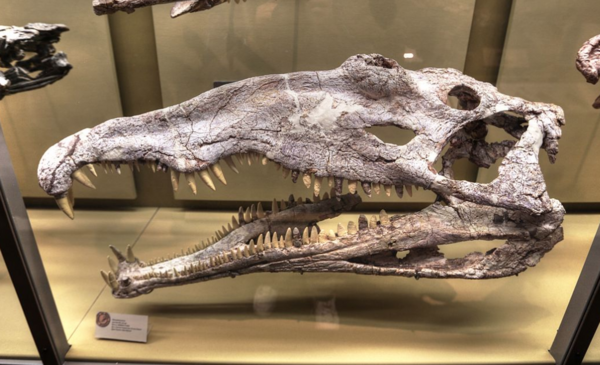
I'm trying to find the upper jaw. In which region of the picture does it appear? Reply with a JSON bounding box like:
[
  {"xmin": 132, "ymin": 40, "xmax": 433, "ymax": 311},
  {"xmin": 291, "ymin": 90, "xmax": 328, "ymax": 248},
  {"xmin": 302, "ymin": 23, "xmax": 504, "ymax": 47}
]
[{"xmin": 37, "ymin": 54, "xmax": 564, "ymax": 217}]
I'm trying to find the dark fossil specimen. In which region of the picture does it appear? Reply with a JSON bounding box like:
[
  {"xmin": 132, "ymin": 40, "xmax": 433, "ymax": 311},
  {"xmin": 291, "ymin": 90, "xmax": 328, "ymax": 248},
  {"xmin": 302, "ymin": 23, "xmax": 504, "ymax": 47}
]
[{"xmin": 0, "ymin": 23, "xmax": 71, "ymax": 100}]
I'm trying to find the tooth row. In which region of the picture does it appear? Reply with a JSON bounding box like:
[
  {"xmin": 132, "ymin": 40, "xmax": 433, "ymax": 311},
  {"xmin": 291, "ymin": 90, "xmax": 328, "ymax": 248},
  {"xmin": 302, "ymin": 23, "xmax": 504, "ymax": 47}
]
[{"xmin": 102, "ymin": 210, "xmax": 394, "ymax": 287}]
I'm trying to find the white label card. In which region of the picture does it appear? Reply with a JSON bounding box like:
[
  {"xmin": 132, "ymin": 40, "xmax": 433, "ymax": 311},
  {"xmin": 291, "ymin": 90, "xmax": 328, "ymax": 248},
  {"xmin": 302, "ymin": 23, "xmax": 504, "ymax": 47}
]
[{"xmin": 95, "ymin": 312, "xmax": 148, "ymax": 343}]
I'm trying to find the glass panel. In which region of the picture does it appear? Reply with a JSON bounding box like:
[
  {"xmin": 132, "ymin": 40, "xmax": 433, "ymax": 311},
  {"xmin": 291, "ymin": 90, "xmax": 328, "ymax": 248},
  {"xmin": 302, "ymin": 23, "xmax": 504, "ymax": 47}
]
[
  {"xmin": 0, "ymin": 0, "xmax": 136, "ymax": 199},
  {"xmin": 152, "ymin": 0, "xmax": 476, "ymax": 203},
  {"xmin": 476, "ymin": 0, "xmax": 600, "ymax": 203}
]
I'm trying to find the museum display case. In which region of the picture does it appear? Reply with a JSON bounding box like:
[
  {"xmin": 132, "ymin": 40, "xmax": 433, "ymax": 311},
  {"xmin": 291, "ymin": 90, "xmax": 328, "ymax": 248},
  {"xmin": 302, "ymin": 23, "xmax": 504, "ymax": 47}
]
[{"xmin": 2, "ymin": 0, "xmax": 600, "ymax": 364}]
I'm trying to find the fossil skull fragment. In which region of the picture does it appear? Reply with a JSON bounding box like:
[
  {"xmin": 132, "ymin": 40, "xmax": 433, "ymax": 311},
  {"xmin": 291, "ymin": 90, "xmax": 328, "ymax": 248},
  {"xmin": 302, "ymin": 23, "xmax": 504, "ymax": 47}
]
[
  {"xmin": 37, "ymin": 54, "xmax": 565, "ymax": 298},
  {"xmin": 0, "ymin": 23, "xmax": 71, "ymax": 100},
  {"xmin": 93, "ymin": 0, "xmax": 245, "ymax": 18},
  {"xmin": 577, "ymin": 34, "xmax": 600, "ymax": 109}
]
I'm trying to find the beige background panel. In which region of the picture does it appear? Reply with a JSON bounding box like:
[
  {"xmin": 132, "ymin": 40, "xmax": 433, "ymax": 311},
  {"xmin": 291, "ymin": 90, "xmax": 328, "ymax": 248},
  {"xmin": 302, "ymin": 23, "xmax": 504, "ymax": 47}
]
[
  {"xmin": 153, "ymin": 0, "xmax": 475, "ymax": 203},
  {"xmin": 0, "ymin": 253, "xmax": 38, "ymax": 359},
  {"xmin": 62, "ymin": 209, "xmax": 597, "ymax": 363},
  {"xmin": 0, "ymin": 0, "xmax": 136, "ymax": 199},
  {"xmin": 476, "ymin": 0, "xmax": 600, "ymax": 202},
  {"xmin": 29, "ymin": 208, "xmax": 157, "ymax": 338}
]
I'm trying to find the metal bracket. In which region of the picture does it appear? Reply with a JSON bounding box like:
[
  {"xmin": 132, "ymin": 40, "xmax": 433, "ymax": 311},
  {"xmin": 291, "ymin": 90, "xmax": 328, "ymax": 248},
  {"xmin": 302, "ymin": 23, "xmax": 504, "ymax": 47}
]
[
  {"xmin": 0, "ymin": 123, "xmax": 69, "ymax": 365},
  {"xmin": 550, "ymin": 223, "xmax": 600, "ymax": 364}
]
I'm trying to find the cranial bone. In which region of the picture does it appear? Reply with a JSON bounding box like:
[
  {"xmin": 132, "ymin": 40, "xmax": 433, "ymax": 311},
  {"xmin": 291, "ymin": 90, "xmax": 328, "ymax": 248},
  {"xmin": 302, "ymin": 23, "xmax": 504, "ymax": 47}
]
[
  {"xmin": 93, "ymin": 0, "xmax": 245, "ymax": 18},
  {"xmin": 0, "ymin": 23, "xmax": 71, "ymax": 100},
  {"xmin": 577, "ymin": 34, "xmax": 600, "ymax": 109},
  {"xmin": 38, "ymin": 54, "xmax": 565, "ymax": 299}
]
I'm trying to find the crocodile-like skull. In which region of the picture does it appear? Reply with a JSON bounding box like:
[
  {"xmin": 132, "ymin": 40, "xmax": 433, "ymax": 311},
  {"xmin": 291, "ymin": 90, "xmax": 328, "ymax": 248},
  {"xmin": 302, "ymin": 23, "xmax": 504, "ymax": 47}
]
[
  {"xmin": 0, "ymin": 23, "xmax": 71, "ymax": 99},
  {"xmin": 37, "ymin": 54, "xmax": 565, "ymax": 299}
]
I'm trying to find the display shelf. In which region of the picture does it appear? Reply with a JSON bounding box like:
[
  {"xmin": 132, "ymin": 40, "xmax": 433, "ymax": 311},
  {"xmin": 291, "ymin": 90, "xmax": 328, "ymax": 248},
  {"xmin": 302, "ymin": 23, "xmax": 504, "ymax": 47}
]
[{"xmin": 6, "ymin": 208, "xmax": 596, "ymax": 364}]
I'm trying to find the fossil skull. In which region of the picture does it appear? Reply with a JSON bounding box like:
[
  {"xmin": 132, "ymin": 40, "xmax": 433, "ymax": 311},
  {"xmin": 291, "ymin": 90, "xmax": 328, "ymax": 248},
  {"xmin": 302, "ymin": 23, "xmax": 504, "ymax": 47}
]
[
  {"xmin": 37, "ymin": 54, "xmax": 565, "ymax": 299},
  {"xmin": 0, "ymin": 23, "xmax": 71, "ymax": 100}
]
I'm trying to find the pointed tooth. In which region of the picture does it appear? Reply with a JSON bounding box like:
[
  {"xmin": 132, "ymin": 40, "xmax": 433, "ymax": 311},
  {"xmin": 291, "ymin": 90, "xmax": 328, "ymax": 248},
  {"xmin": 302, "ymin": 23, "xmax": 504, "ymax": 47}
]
[
  {"xmin": 327, "ymin": 229, "xmax": 336, "ymax": 240},
  {"xmin": 358, "ymin": 215, "xmax": 368, "ymax": 230},
  {"xmin": 116, "ymin": 164, "xmax": 122, "ymax": 175},
  {"xmin": 296, "ymin": 197, "xmax": 303, "ymax": 205},
  {"xmin": 232, "ymin": 216, "xmax": 240, "ymax": 229},
  {"xmin": 334, "ymin": 177, "xmax": 343, "ymax": 198},
  {"xmin": 199, "ymin": 170, "xmax": 216, "ymax": 191},
  {"xmin": 348, "ymin": 221, "xmax": 357, "ymax": 235},
  {"xmin": 251, "ymin": 204, "xmax": 257, "ymax": 220},
  {"xmin": 257, "ymin": 234, "xmax": 264, "ymax": 251},
  {"xmin": 279, "ymin": 200, "xmax": 287, "ymax": 211},
  {"xmin": 328, "ymin": 176, "xmax": 335, "ymax": 187},
  {"xmin": 101, "ymin": 270, "xmax": 110, "ymax": 286},
  {"xmin": 234, "ymin": 154, "xmax": 245, "ymax": 166},
  {"xmin": 284, "ymin": 228, "xmax": 293, "ymax": 248},
  {"xmin": 246, "ymin": 153, "xmax": 253, "ymax": 165},
  {"xmin": 224, "ymin": 156, "xmax": 240, "ymax": 174},
  {"xmin": 72, "ymin": 170, "xmax": 96, "ymax": 189},
  {"xmin": 314, "ymin": 176, "xmax": 322, "ymax": 197},
  {"xmin": 244, "ymin": 207, "xmax": 252, "ymax": 223},
  {"xmin": 384, "ymin": 185, "xmax": 392, "ymax": 197},
  {"xmin": 108, "ymin": 246, "xmax": 126, "ymax": 264},
  {"xmin": 369, "ymin": 215, "xmax": 378, "ymax": 228},
  {"xmin": 272, "ymin": 232, "xmax": 279, "ymax": 248},
  {"xmin": 257, "ymin": 202, "xmax": 265, "ymax": 218},
  {"xmin": 185, "ymin": 173, "xmax": 197, "ymax": 194},
  {"xmin": 126, "ymin": 248, "xmax": 136, "ymax": 265},
  {"xmin": 170, "ymin": 170, "xmax": 180, "ymax": 192},
  {"xmin": 310, "ymin": 226, "xmax": 318, "ymax": 243},
  {"xmin": 87, "ymin": 164, "xmax": 98, "ymax": 177},
  {"xmin": 318, "ymin": 230, "xmax": 327, "ymax": 243},
  {"xmin": 55, "ymin": 196, "xmax": 74, "ymax": 220},
  {"xmin": 238, "ymin": 207, "xmax": 245, "ymax": 225},
  {"xmin": 134, "ymin": 160, "xmax": 141, "ymax": 172},
  {"xmin": 151, "ymin": 162, "xmax": 156, "ymax": 173},
  {"xmin": 405, "ymin": 184, "xmax": 413, "ymax": 197},
  {"xmin": 373, "ymin": 183, "xmax": 381, "ymax": 195},
  {"xmin": 222, "ymin": 224, "xmax": 229, "ymax": 234},
  {"xmin": 101, "ymin": 161, "xmax": 108, "ymax": 174},
  {"xmin": 322, "ymin": 192, "xmax": 330, "ymax": 200},
  {"xmin": 282, "ymin": 167, "xmax": 291, "ymax": 178},
  {"xmin": 265, "ymin": 232, "xmax": 272, "ymax": 249},
  {"xmin": 302, "ymin": 172, "xmax": 312, "ymax": 188},
  {"xmin": 337, "ymin": 223, "xmax": 347, "ymax": 236},
  {"xmin": 242, "ymin": 246, "xmax": 250, "ymax": 258},
  {"xmin": 361, "ymin": 182, "xmax": 372, "ymax": 197},
  {"xmin": 302, "ymin": 227, "xmax": 310, "ymax": 245},
  {"xmin": 67, "ymin": 188, "xmax": 74, "ymax": 211},
  {"xmin": 291, "ymin": 170, "xmax": 300, "ymax": 183},
  {"xmin": 108, "ymin": 272, "xmax": 118, "ymax": 290},
  {"xmin": 271, "ymin": 199, "xmax": 279, "ymax": 214},
  {"xmin": 292, "ymin": 227, "xmax": 301, "ymax": 247},
  {"xmin": 395, "ymin": 184, "xmax": 404, "ymax": 198},
  {"xmin": 262, "ymin": 156, "xmax": 269, "ymax": 165},
  {"xmin": 380, "ymin": 210, "xmax": 391, "ymax": 226},
  {"xmin": 108, "ymin": 256, "xmax": 118, "ymax": 272},
  {"xmin": 279, "ymin": 236, "xmax": 285, "ymax": 248},
  {"xmin": 348, "ymin": 180, "xmax": 357, "ymax": 194},
  {"xmin": 210, "ymin": 163, "xmax": 227, "ymax": 185},
  {"xmin": 125, "ymin": 245, "xmax": 135, "ymax": 264}
]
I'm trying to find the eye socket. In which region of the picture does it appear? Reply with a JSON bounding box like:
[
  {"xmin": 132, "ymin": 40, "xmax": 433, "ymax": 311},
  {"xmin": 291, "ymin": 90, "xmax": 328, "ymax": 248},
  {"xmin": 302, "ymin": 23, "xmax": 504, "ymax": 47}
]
[
  {"xmin": 446, "ymin": 85, "xmax": 480, "ymax": 111},
  {"xmin": 120, "ymin": 277, "xmax": 132, "ymax": 287}
]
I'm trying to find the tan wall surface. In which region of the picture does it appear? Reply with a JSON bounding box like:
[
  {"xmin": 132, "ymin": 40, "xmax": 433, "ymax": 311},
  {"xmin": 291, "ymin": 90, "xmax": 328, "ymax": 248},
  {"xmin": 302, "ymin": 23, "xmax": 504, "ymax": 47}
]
[
  {"xmin": 0, "ymin": 0, "xmax": 136, "ymax": 199},
  {"xmin": 476, "ymin": 0, "xmax": 600, "ymax": 202},
  {"xmin": 152, "ymin": 0, "xmax": 476, "ymax": 203}
]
